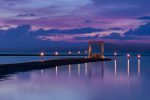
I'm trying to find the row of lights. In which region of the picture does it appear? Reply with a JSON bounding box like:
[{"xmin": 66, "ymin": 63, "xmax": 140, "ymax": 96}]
[
  {"xmin": 40, "ymin": 50, "xmax": 88, "ymax": 56},
  {"xmin": 41, "ymin": 51, "xmax": 141, "ymax": 59},
  {"xmin": 114, "ymin": 52, "xmax": 141, "ymax": 59}
]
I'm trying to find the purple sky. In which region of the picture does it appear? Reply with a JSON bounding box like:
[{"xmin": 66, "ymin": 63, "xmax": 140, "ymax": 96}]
[{"xmin": 0, "ymin": 0, "xmax": 150, "ymax": 51}]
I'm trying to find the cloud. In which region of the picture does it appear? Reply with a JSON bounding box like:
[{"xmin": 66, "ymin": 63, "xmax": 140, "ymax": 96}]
[
  {"xmin": 1, "ymin": 23, "xmax": 150, "ymax": 42},
  {"xmin": 8, "ymin": 3, "xmax": 16, "ymax": 6},
  {"xmin": 124, "ymin": 23, "xmax": 150, "ymax": 36},
  {"xmin": 0, "ymin": 24, "xmax": 149, "ymax": 52},
  {"xmin": 74, "ymin": 23, "xmax": 150, "ymax": 41},
  {"xmin": 101, "ymin": 32, "xmax": 138, "ymax": 41},
  {"xmin": 108, "ymin": 28, "xmax": 124, "ymax": 31},
  {"xmin": 137, "ymin": 16, "xmax": 150, "ymax": 20},
  {"xmin": 74, "ymin": 35, "xmax": 99, "ymax": 40},
  {"xmin": 1, "ymin": 0, "xmax": 149, "ymax": 29},
  {"xmin": 0, "ymin": 25, "xmax": 104, "ymax": 39},
  {"xmin": 17, "ymin": 13, "xmax": 36, "ymax": 17},
  {"xmin": 101, "ymin": 33, "xmax": 123, "ymax": 40},
  {"xmin": 1, "ymin": 0, "xmax": 150, "ymax": 27},
  {"xmin": 0, "ymin": 25, "xmax": 31, "ymax": 37},
  {"xmin": 85, "ymin": 20, "xmax": 92, "ymax": 24},
  {"xmin": 0, "ymin": 25, "xmax": 11, "ymax": 29},
  {"xmin": 74, "ymin": 32, "xmax": 135, "ymax": 41},
  {"xmin": 1, "ymin": 23, "xmax": 149, "ymax": 42},
  {"xmin": 29, "ymin": 27, "xmax": 104, "ymax": 36},
  {"xmin": 0, "ymin": 0, "xmax": 149, "ymax": 52}
]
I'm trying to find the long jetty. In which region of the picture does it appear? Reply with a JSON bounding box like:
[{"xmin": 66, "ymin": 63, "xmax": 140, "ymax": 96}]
[{"xmin": 0, "ymin": 57, "xmax": 111, "ymax": 79}]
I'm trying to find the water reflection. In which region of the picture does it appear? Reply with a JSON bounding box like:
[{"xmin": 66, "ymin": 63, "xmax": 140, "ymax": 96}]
[
  {"xmin": 40, "ymin": 56, "xmax": 44, "ymax": 62},
  {"xmin": 0, "ymin": 56, "xmax": 149, "ymax": 100},
  {"xmin": 56, "ymin": 66, "xmax": 58, "ymax": 77},
  {"xmin": 127, "ymin": 58, "xmax": 130, "ymax": 94},
  {"xmin": 114, "ymin": 59, "xmax": 117, "ymax": 78},
  {"xmin": 138, "ymin": 59, "xmax": 140, "ymax": 76},
  {"xmin": 138, "ymin": 58, "xmax": 141, "ymax": 96},
  {"xmin": 127, "ymin": 58, "xmax": 130, "ymax": 77},
  {"xmin": 41, "ymin": 69, "xmax": 44, "ymax": 77},
  {"xmin": 100, "ymin": 62, "xmax": 104, "ymax": 80},
  {"xmin": 68, "ymin": 64, "xmax": 71, "ymax": 77},
  {"xmin": 0, "ymin": 57, "xmax": 141, "ymax": 82},
  {"xmin": 85, "ymin": 63, "xmax": 88, "ymax": 77},
  {"xmin": 0, "ymin": 56, "xmax": 142, "ymax": 82},
  {"xmin": 52, "ymin": 62, "xmax": 105, "ymax": 80},
  {"xmin": 78, "ymin": 64, "xmax": 81, "ymax": 76},
  {"xmin": 113, "ymin": 57, "xmax": 141, "ymax": 79}
]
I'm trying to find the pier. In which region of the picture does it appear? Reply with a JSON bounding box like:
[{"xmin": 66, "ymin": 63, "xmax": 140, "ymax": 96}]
[
  {"xmin": 0, "ymin": 58, "xmax": 111, "ymax": 79},
  {"xmin": 0, "ymin": 41, "xmax": 112, "ymax": 79}
]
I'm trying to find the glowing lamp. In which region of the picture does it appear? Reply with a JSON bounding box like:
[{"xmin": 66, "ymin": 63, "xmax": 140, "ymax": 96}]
[
  {"xmin": 40, "ymin": 52, "xmax": 44, "ymax": 56},
  {"xmin": 78, "ymin": 51, "xmax": 81, "ymax": 54},
  {"xmin": 114, "ymin": 52, "xmax": 117, "ymax": 56},
  {"xmin": 68, "ymin": 51, "xmax": 72, "ymax": 54},
  {"xmin": 55, "ymin": 52, "xmax": 59, "ymax": 55},
  {"xmin": 127, "ymin": 54, "xmax": 130, "ymax": 58},
  {"xmin": 85, "ymin": 50, "xmax": 88, "ymax": 53},
  {"xmin": 137, "ymin": 54, "xmax": 141, "ymax": 58}
]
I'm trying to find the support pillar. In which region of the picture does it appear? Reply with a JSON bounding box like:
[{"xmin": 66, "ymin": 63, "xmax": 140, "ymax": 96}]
[
  {"xmin": 88, "ymin": 44, "xmax": 92, "ymax": 58},
  {"xmin": 100, "ymin": 42, "xmax": 105, "ymax": 58}
]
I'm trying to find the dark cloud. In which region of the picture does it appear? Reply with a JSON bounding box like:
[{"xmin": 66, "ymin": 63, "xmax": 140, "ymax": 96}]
[
  {"xmin": 1, "ymin": 23, "xmax": 150, "ymax": 40},
  {"xmin": 74, "ymin": 22, "xmax": 150, "ymax": 41},
  {"xmin": 101, "ymin": 32, "xmax": 136, "ymax": 40},
  {"xmin": 17, "ymin": 13, "xmax": 36, "ymax": 17},
  {"xmin": 0, "ymin": 24, "xmax": 149, "ymax": 52},
  {"xmin": 124, "ymin": 23, "xmax": 150, "ymax": 36},
  {"xmin": 137, "ymin": 16, "xmax": 150, "ymax": 20},
  {"xmin": 85, "ymin": 20, "xmax": 92, "ymax": 24},
  {"xmin": 0, "ymin": 25, "xmax": 104, "ymax": 37},
  {"xmin": 75, "ymin": 35, "xmax": 99, "ymax": 40},
  {"xmin": 74, "ymin": 32, "xmax": 135, "ymax": 41},
  {"xmin": 8, "ymin": 3, "xmax": 16, "ymax": 6},
  {"xmin": 108, "ymin": 28, "xmax": 123, "ymax": 31},
  {"xmin": 0, "ymin": 25, "xmax": 31, "ymax": 37}
]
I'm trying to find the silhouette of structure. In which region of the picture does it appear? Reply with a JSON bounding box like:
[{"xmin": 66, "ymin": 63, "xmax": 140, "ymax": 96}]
[{"xmin": 88, "ymin": 41, "xmax": 105, "ymax": 59}]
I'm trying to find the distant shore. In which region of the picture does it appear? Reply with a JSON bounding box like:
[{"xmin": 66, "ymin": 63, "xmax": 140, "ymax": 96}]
[{"xmin": 0, "ymin": 54, "xmax": 86, "ymax": 56}]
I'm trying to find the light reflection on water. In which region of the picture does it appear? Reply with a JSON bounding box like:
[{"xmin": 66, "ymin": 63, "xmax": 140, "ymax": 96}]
[{"xmin": 0, "ymin": 56, "xmax": 150, "ymax": 100}]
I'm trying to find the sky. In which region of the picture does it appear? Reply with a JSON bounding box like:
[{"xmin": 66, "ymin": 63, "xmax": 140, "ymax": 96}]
[{"xmin": 0, "ymin": 0, "xmax": 150, "ymax": 52}]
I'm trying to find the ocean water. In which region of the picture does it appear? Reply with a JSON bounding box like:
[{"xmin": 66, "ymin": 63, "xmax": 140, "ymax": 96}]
[
  {"xmin": 0, "ymin": 56, "xmax": 82, "ymax": 64},
  {"xmin": 0, "ymin": 55, "xmax": 149, "ymax": 100}
]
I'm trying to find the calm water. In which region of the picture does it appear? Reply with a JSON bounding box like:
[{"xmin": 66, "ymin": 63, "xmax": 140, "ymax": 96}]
[
  {"xmin": 0, "ymin": 56, "xmax": 149, "ymax": 100},
  {"xmin": 0, "ymin": 56, "xmax": 82, "ymax": 64}
]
